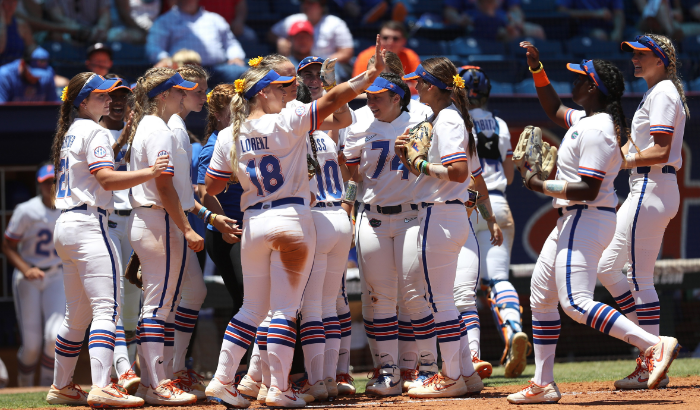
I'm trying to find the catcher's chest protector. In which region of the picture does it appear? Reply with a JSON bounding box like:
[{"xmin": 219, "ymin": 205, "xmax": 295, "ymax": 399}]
[{"xmin": 476, "ymin": 119, "xmax": 502, "ymax": 161}]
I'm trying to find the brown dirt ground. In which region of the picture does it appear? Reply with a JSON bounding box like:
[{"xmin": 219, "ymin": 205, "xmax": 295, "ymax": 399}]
[{"xmin": 5, "ymin": 375, "xmax": 700, "ymax": 409}]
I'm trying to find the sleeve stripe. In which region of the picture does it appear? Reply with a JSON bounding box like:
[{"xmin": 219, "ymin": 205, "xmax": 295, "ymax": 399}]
[
  {"xmin": 88, "ymin": 161, "xmax": 114, "ymax": 170},
  {"xmin": 650, "ymin": 125, "xmax": 674, "ymax": 134},
  {"xmin": 565, "ymin": 109, "xmax": 574, "ymax": 128},
  {"xmin": 441, "ymin": 152, "xmax": 468, "ymax": 164},
  {"xmin": 346, "ymin": 157, "xmax": 361, "ymax": 165},
  {"xmin": 4, "ymin": 231, "xmax": 21, "ymax": 241},
  {"xmin": 472, "ymin": 166, "xmax": 483, "ymax": 177},
  {"xmin": 578, "ymin": 167, "xmax": 605, "ymax": 180},
  {"xmin": 651, "ymin": 124, "xmax": 674, "ymax": 130},
  {"xmin": 310, "ymin": 101, "xmax": 319, "ymax": 132},
  {"xmin": 206, "ymin": 166, "xmax": 232, "ymax": 180}
]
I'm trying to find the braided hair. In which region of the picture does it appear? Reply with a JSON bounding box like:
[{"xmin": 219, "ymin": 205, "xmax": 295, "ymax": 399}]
[
  {"xmin": 646, "ymin": 34, "xmax": 690, "ymax": 118},
  {"xmin": 592, "ymin": 60, "xmax": 631, "ymax": 160}
]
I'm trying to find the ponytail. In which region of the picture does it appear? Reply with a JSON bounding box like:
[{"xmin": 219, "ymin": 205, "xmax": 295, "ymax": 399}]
[
  {"xmin": 593, "ymin": 60, "xmax": 630, "ymax": 160},
  {"xmin": 647, "ymin": 34, "xmax": 690, "ymax": 118},
  {"xmin": 204, "ymin": 84, "xmax": 236, "ymax": 142}
]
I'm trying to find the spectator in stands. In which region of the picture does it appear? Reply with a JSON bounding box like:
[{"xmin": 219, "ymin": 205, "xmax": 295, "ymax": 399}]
[
  {"xmin": 352, "ymin": 21, "xmax": 419, "ymax": 77},
  {"xmin": 270, "ymin": 0, "xmax": 354, "ymax": 81},
  {"xmin": 636, "ymin": 0, "xmax": 700, "ymax": 39},
  {"xmin": 16, "ymin": 0, "xmax": 89, "ymax": 42},
  {"xmin": 0, "ymin": 46, "xmax": 58, "ymax": 102},
  {"xmin": 147, "ymin": 0, "xmax": 246, "ymax": 84},
  {"xmin": 0, "ymin": 0, "xmax": 34, "ymax": 66},
  {"xmin": 44, "ymin": 0, "xmax": 111, "ymax": 43},
  {"xmin": 443, "ymin": 0, "xmax": 545, "ymax": 40},
  {"xmin": 556, "ymin": 0, "xmax": 624, "ymax": 41},
  {"xmin": 199, "ymin": 0, "xmax": 257, "ymax": 42},
  {"xmin": 288, "ymin": 20, "xmax": 314, "ymax": 67},
  {"xmin": 336, "ymin": 0, "xmax": 408, "ymax": 24},
  {"xmin": 107, "ymin": 0, "xmax": 162, "ymax": 43},
  {"xmin": 84, "ymin": 43, "xmax": 112, "ymax": 77}
]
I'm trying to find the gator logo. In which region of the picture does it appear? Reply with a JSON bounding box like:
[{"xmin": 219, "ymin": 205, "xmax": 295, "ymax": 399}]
[
  {"xmin": 369, "ymin": 218, "xmax": 382, "ymax": 228},
  {"xmin": 571, "ymin": 131, "xmax": 579, "ymax": 140}
]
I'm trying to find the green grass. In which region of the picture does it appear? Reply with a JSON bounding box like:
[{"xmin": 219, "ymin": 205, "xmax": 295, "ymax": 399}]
[{"xmin": 2, "ymin": 359, "xmax": 700, "ymax": 408}]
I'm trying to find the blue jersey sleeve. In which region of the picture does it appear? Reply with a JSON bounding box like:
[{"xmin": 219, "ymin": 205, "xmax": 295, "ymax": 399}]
[{"xmin": 197, "ymin": 133, "xmax": 217, "ymax": 185}]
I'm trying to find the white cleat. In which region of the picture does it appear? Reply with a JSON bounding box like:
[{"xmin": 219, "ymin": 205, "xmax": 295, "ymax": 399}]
[
  {"xmin": 365, "ymin": 367, "xmax": 380, "ymax": 389},
  {"xmin": 205, "ymin": 377, "xmax": 250, "ymax": 408},
  {"xmin": 645, "ymin": 336, "xmax": 681, "ymax": 389},
  {"xmin": 173, "ymin": 369, "xmax": 206, "ymax": 400},
  {"xmin": 87, "ymin": 383, "xmax": 144, "ymax": 408},
  {"xmin": 366, "ymin": 364, "xmax": 402, "ymax": 396},
  {"xmin": 266, "ymin": 386, "xmax": 307, "ymax": 407},
  {"xmin": 462, "ymin": 372, "xmax": 484, "ymax": 396},
  {"xmin": 406, "ymin": 361, "xmax": 439, "ymax": 391},
  {"xmin": 614, "ymin": 356, "xmax": 668, "ymax": 389},
  {"xmin": 324, "ymin": 377, "xmax": 338, "ymax": 398},
  {"xmin": 118, "ymin": 368, "xmax": 141, "ymax": 396},
  {"xmin": 336, "ymin": 373, "xmax": 356, "ymax": 395},
  {"xmin": 46, "ymin": 383, "xmax": 89, "ymax": 406},
  {"xmin": 401, "ymin": 369, "xmax": 417, "ymax": 393},
  {"xmin": 257, "ymin": 384, "xmax": 268, "ymax": 404},
  {"xmin": 145, "ymin": 379, "xmax": 197, "ymax": 406},
  {"xmin": 407, "ymin": 373, "xmax": 468, "ymax": 398},
  {"xmin": 237, "ymin": 374, "xmax": 261, "ymax": 400},
  {"xmin": 298, "ymin": 379, "xmax": 328, "ymax": 401},
  {"xmin": 507, "ymin": 380, "xmax": 562, "ymax": 404}
]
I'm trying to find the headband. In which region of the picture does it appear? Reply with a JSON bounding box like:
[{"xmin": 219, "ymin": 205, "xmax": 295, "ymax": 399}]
[
  {"xmin": 365, "ymin": 77, "xmax": 405, "ymax": 98},
  {"xmin": 147, "ymin": 73, "xmax": 198, "ymax": 98},
  {"xmin": 621, "ymin": 35, "xmax": 670, "ymax": 67},
  {"xmin": 239, "ymin": 70, "xmax": 295, "ymax": 100},
  {"xmin": 566, "ymin": 59, "xmax": 609, "ymax": 96},
  {"xmin": 73, "ymin": 74, "xmax": 122, "ymax": 107}
]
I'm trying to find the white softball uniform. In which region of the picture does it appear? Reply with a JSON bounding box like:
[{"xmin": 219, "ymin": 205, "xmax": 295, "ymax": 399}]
[
  {"xmin": 53, "ymin": 118, "xmax": 123, "ymax": 389},
  {"xmin": 207, "ymin": 102, "xmax": 319, "ymax": 391},
  {"xmin": 5, "ymin": 196, "xmax": 64, "ymax": 386}
]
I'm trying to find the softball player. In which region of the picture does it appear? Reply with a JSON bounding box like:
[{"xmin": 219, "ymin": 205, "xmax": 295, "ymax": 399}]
[
  {"xmin": 507, "ymin": 44, "xmax": 680, "ymax": 404},
  {"xmin": 597, "ymin": 34, "xmax": 688, "ymax": 389},
  {"xmin": 204, "ymin": 38, "xmax": 386, "ymax": 408},
  {"xmin": 47, "ymin": 72, "xmax": 167, "ymax": 408},
  {"xmin": 457, "ymin": 66, "xmax": 527, "ymax": 378},
  {"xmin": 2, "ymin": 164, "xmax": 63, "ymax": 387},
  {"xmin": 395, "ymin": 57, "xmax": 483, "ymax": 398},
  {"xmin": 343, "ymin": 73, "xmax": 429, "ymax": 396},
  {"xmin": 99, "ymin": 78, "xmax": 141, "ymax": 393}
]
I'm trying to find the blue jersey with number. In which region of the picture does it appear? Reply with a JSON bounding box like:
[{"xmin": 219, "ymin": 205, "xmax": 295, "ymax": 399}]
[{"xmin": 4, "ymin": 196, "xmax": 61, "ymax": 268}]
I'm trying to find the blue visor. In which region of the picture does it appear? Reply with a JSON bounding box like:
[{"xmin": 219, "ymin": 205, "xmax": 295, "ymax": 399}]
[
  {"xmin": 621, "ymin": 35, "xmax": 669, "ymax": 67},
  {"xmin": 297, "ymin": 56, "xmax": 325, "ymax": 72},
  {"xmin": 74, "ymin": 74, "xmax": 122, "ymax": 107},
  {"xmin": 37, "ymin": 164, "xmax": 54, "ymax": 182},
  {"xmin": 402, "ymin": 64, "xmax": 451, "ymax": 90},
  {"xmin": 566, "ymin": 60, "xmax": 609, "ymax": 96},
  {"xmin": 244, "ymin": 70, "xmax": 295, "ymax": 100},
  {"xmin": 365, "ymin": 77, "xmax": 405, "ymax": 98},
  {"xmin": 147, "ymin": 73, "xmax": 198, "ymax": 98}
]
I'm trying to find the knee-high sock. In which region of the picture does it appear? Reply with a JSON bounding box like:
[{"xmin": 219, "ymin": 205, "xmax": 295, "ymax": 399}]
[
  {"xmin": 299, "ymin": 317, "xmax": 325, "ymax": 384},
  {"xmin": 410, "ymin": 312, "xmax": 438, "ymax": 365},
  {"xmin": 139, "ymin": 318, "xmax": 167, "ymax": 386},
  {"xmin": 163, "ymin": 321, "xmax": 175, "ymax": 379},
  {"xmin": 434, "ymin": 311, "xmax": 463, "ymax": 380},
  {"xmin": 532, "ymin": 313, "xmax": 560, "ymax": 386},
  {"xmin": 114, "ymin": 324, "xmax": 131, "ymax": 376},
  {"xmin": 17, "ymin": 357, "xmax": 35, "ymax": 387},
  {"xmin": 248, "ymin": 341, "xmax": 263, "ymax": 382},
  {"xmin": 632, "ymin": 290, "xmax": 660, "ymax": 337},
  {"xmin": 53, "ymin": 326, "xmax": 85, "ymax": 388},
  {"xmin": 363, "ymin": 318, "xmax": 379, "ymax": 368},
  {"xmin": 214, "ymin": 316, "xmax": 257, "ymax": 384},
  {"xmin": 461, "ymin": 310, "xmax": 480, "ymax": 357},
  {"xmin": 126, "ymin": 330, "xmax": 138, "ymax": 365},
  {"xmin": 256, "ymin": 322, "xmax": 272, "ymax": 387},
  {"xmin": 398, "ymin": 313, "xmax": 417, "ymax": 371},
  {"xmin": 323, "ymin": 316, "xmax": 341, "ymax": 380},
  {"xmin": 135, "ymin": 321, "xmax": 149, "ymax": 389},
  {"xmin": 611, "ymin": 287, "xmax": 639, "ymax": 324},
  {"xmin": 337, "ymin": 311, "xmax": 352, "ymax": 374},
  {"xmin": 581, "ymin": 302, "xmax": 659, "ymax": 350},
  {"xmin": 40, "ymin": 353, "xmax": 55, "ymax": 386},
  {"xmin": 267, "ymin": 316, "xmax": 297, "ymax": 391},
  {"xmin": 173, "ymin": 305, "xmax": 199, "ymax": 373},
  {"xmin": 373, "ymin": 313, "xmax": 399, "ymax": 366},
  {"xmin": 492, "ymin": 281, "xmax": 522, "ymax": 341},
  {"xmin": 88, "ymin": 320, "xmax": 117, "ymax": 388}
]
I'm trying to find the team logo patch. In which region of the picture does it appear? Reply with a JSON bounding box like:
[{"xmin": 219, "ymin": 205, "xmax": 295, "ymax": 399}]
[
  {"xmin": 295, "ymin": 106, "xmax": 306, "ymax": 116},
  {"xmin": 571, "ymin": 131, "xmax": 579, "ymax": 140},
  {"xmin": 157, "ymin": 150, "xmax": 169, "ymax": 157},
  {"xmin": 404, "ymin": 217, "xmax": 417, "ymax": 223},
  {"xmin": 369, "ymin": 218, "xmax": 382, "ymax": 228},
  {"xmin": 93, "ymin": 146, "xmax": 107, "ymax": 158},
  {"xmin": 108, "ymin": 221, "xmax": 117, "ymax": 228}
]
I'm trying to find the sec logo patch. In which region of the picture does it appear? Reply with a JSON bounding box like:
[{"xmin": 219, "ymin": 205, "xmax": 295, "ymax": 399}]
[
  {"xmin": 93, "ymin": 146, "xmax": 107, "ymax": 158},
  {"xmin": 295, "ymin": 106, "xmax": 306, "ymax": 116},
  {"xmin": 158, "ymin": 150, "xmax": 169, "ymax": 157}
]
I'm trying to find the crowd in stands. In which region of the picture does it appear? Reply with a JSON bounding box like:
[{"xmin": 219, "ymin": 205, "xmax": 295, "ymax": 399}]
[{"xmin": 1, "ymin": 0, "xmax": 700, "ymax": 103}]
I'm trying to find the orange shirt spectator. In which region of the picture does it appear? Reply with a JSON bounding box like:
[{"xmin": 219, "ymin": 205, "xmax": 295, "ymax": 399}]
[{"xmin": 352, "ymin": 21, "xmax": 419, "ymax": 77}]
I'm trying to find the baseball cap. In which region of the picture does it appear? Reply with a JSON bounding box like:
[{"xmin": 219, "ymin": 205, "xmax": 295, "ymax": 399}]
[
  {"xmin": 110, "ymin": 78, "xmax": 133, "ymax": 92},
  {"xmin": 297, "ymin": 56, "xmax": 324, "ymax": 73},
  {"xmin": 365, "ymin": 77, "xmax": 405, "ymax": 98},
  {"xmin": 244, "ymin": 70, "xmax": 295, "ymax": 100},
  {"xmin": 74, "ymin": 74, "xmax": 123, "ymax": 107},
  {"xmin": 621, "ymin": 35, "xmax": 669, "ymax": 67},
  {"xmin": 147, "ymin": 73, "xmax": 198, "ymax": 98},
  {"xmin": 403, "ymin": 64, "xmax": 451, "ymax": 90},
  {"xmin": 289, "ymin": 20, "xmax": 314, "ymax": 36},
  {"xmin": 566, "ymin": 60, "xmax": 609, "ymax": 96},
  {"xmin": 87, "ymin": 43, "xmax": 113, "ymax": 59},
  {"xmin": 36, "ymin": 164, "xmax": 54, "ymax": 183}
]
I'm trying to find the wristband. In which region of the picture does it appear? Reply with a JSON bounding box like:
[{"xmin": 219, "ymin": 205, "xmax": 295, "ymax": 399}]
[
  {"xmin": 203, "ymin": 210, "xmax": 212, "ymax": 224},
  {"xmin": 543, "ymin": 180, "xmax": 569, "ymax": 199},
  {"xmin": 624, "ymin": 153, "xmax": 636, "ymax": 168},
  {"xmin": 197, "ymin": 206, "xmax": 208, "ymax": 219},
  {"xmin": 530, "ymin": 62, "xmax": 550, "ymax": 88},
  {"xmin": 528, "ymin": 61, "xmax": 544, "ymax": 73},
  {"xmin": 208, "ymin": 213, "xmax": 217, "ymax": 226}
]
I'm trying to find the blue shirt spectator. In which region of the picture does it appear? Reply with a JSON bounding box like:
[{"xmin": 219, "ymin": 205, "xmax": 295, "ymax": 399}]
[
  {"xmin": 444, "ymin": 0, "xmax": 545, "ymax": 40},
  {"xmin": 1, "ymin": 0, "xmax": 35, "ymax": 67},
  {"xmin": 556, "ymin": 0, "xmax": 625, "ymax": 41},
  {"xmin": 197, "ymin": 131, "xmax": 244, "ymax": 231},
  {"xmin": 0, "ymin": 48, "xmax": 58, "ymax": 103}
]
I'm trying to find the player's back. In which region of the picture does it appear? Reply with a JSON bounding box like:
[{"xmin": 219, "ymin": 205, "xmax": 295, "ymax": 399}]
[
  {"xmin": 311, "ymin": 131, "xmax": 344, "ymax": 204},
  {"xmin": 5, "ymin": 196, "xmax": 61, "ymax": 268},
  {"xmin": 470, "ymin": 108, "xmax": 511, "ymax": 193}
]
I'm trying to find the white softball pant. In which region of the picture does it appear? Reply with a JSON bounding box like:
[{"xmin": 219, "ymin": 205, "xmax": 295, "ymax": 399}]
[
  {"xmin": 13, "ymin": 265, "xmax": 64, "ymax": 386},
  {"xmin": 468, "ymin": 193, "xmax": 514, "ymax": 284},
  {"xmin": 53, "ymin": 206, "xmax": 122, "ymax": 388}
]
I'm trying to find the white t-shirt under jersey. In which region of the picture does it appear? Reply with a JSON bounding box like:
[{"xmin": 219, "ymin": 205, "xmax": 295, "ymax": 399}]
[
  {"xmin": 54, "ymin": 118, "xmax": 115, "ymax": 210},
  {"xmin": 555, "ymin": 110, "xmax": 622, "ymax": 209},
  {"xmin": 107, "ymin": 128, "xmax": 132, "ymax": 211},
  {"xmin": 168, "ymin": 114, "xmax": 196, "ymax": 211},
  {"xmin": 208, "ymin": 101, "xmax": 321, "ymax": 211},
  {"xmin": 629, "ymin": 79, "xmax": 686, "ymax": 171},
  {"xmin": 470, "ymin": 108, "xmax": 511, "ymax": 193},
  {"xmin": 4, "ymin": 196, "xmax": 61, "ymax": 268},
  {"xmin": 129, "ymin": 115, "xmax": 176, "ymax": 208}
]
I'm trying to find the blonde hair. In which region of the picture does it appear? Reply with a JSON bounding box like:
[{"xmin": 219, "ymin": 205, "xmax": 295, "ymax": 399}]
[
  {"xmin": 647, "ymin": 34, "xmax": 690, "ymax": 118},
  {"xmin": 368, "ymin": 51, "xmax": 404, "ymax": 77},
  {"xmin": 261, "ymin": 54, "xmax": 292, "ymax": 70},
  {"xmin": 172, "ymin": 49, "xmax": 202, "ymax": 67},
  {"xmin": 204, "ymin": 83, "xmax": 236, "ymax": 142},
  {"xmin": 125, "ymin": 67, "xmax": 177, "ymax": 161},
  {"xmin": 176, "ymin": 64, "xmax": 209, "ymax": 83},
  {"xmin": 228, "ymin": 67, "xmax": 272, "ymax": 182}
]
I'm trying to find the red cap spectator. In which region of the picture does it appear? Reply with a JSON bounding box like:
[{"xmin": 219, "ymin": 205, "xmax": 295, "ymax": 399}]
[{"xmin": 289, "ymin": 20, "xmax": 314, "ymax": 36}]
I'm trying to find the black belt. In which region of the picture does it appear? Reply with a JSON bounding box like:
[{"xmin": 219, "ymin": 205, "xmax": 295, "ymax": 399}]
[
  {"xmin": 364, "ymin": 203, "xmax": 418, "ymax": 214},
  {"xmin": 114, "ymin": 210, "xmax": 131, "ymax": 216},
  {"xmin": 247, "ymin": 197, "xmax": 305, "ymax": 211},
  {"xmin": 62, "ymin": 204, "xmax": 107, "ymax": 216},
  {"xmin": 488, "ymin": 190, "xmax": 504, "ymax": 197},
  {"xmin": 634, "ymin": 165, "xmax": 676, "ymax": 174},
  {"xmin": 314, "ymin": 201, "xmax": 343, "ymax": 208},
  {"xmin": 557, "ymin": 204, "xmax": 616, "ymax": 216},
  {"xmin": 421, "ymin": 199, "xmax": 463, "ymax": 208},
  {"xmin": 37, "ymin": 263, "xmax": 61, "ymax": 271}
]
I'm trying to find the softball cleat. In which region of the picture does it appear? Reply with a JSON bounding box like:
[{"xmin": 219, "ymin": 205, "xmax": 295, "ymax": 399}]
[
  {"xmin": 645, "ymin": 336, "xmax": 680, "ymax": 389},
  {"xmin": 205, "ymin": 377, "xmax": 250, "ymax": 408},
  {"xmin": 46, "ymin": 382, "xmax": 89, "ymax": 406},
  {"xmin": 507, "ymin": 380, "xmax": 561, "ymax": 404},
  {"xmin": 407, "ymin": 373, "xmax": 468, "ymax": 398},
  {"xmin": 87, "ymin": 383, "xmax": 144, "ymax": 408}
]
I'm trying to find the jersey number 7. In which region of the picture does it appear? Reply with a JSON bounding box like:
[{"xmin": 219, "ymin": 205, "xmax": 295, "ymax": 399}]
[{"xmin": 370, "ymin": 140, "xmax": 409, "ymax": 180}]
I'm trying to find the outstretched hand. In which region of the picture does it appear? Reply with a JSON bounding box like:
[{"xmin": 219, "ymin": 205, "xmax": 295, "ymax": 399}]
[
  {"xmin": 520, "ymin": 41, "xmax": 541, "ymax": 71},
  {"xmin": 368, "ymin": 34, "xmax": 386, "ymax": 80}
]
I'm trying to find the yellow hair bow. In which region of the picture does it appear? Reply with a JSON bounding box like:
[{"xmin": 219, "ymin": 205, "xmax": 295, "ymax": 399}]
[
  {"xmin": 60, "ymin": 86, "xmax": 68, "ymax": 102},
  {"xmin": 452, "ymin": 75, "xmax": 465, "ymax": 89},
  {"xmin": 206, "ymin": 90, "xmax": 213, "ymax": 104},
  {"xmin": 248, "ymin": 56, "xmax": 263, "ymax": 67},
  {"xmin": 234, "ymin": 79, "xmax": 246, "ymax": 94}
]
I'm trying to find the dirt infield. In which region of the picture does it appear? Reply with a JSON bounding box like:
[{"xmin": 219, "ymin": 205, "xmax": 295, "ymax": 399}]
[{"xmin": 4, "ymin": 375, "xmax": 699, "ymax": 409}]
